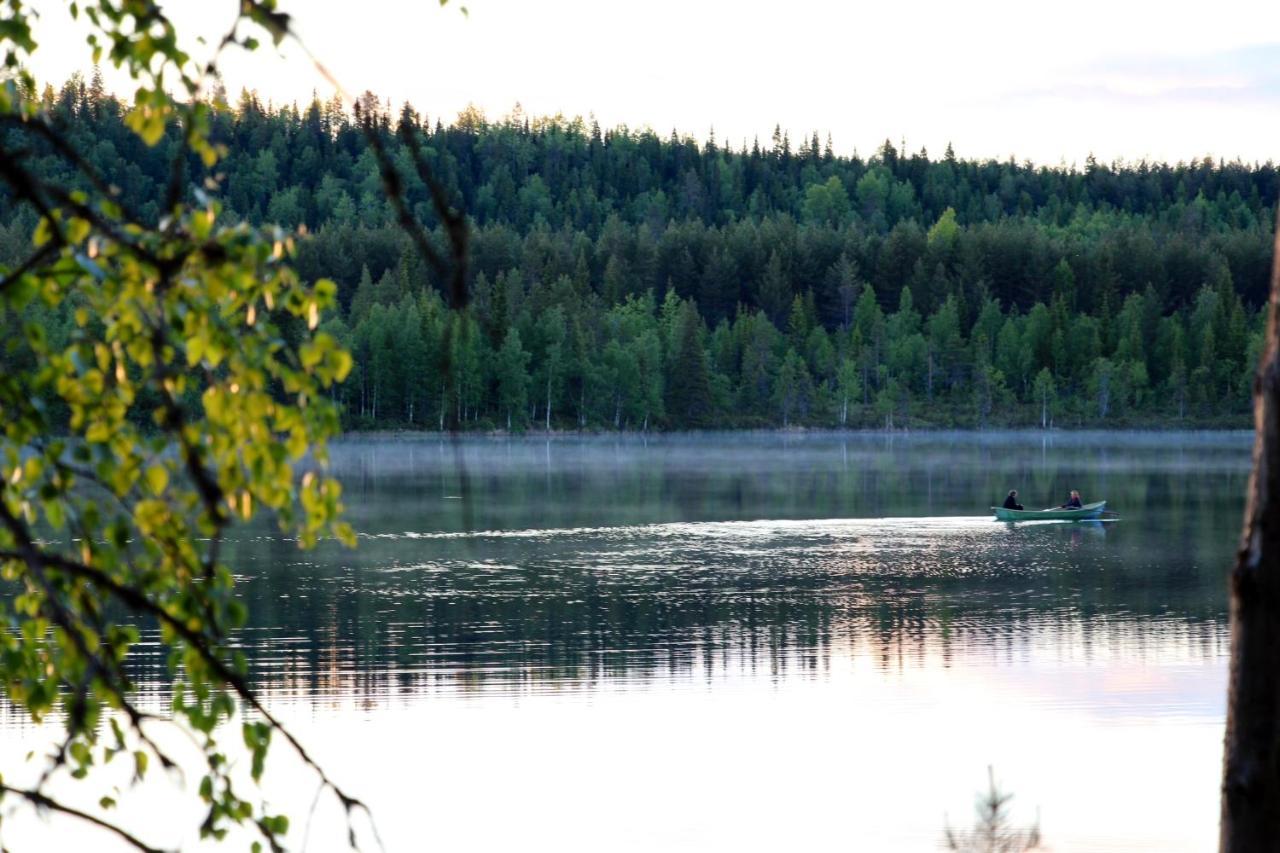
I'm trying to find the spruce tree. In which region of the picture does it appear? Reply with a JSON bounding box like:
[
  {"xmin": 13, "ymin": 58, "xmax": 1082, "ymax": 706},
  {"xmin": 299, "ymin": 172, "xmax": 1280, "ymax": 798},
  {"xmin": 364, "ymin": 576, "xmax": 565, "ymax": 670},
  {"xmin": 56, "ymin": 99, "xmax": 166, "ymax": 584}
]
[
  {"xmin": 664, "ymin": 303, "xmax": 714, "ymax": 427},
  {"xmin": 495, "ymin": 329, "xmax": 531, "ymax": 430}
]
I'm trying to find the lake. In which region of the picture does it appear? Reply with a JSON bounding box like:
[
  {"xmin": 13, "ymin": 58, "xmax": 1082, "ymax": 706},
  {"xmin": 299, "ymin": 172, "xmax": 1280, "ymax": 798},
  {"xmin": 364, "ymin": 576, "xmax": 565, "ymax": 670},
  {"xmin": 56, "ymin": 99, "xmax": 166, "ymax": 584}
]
[{"xmin": 1, "ymin": 431, "xmax": 1249, "ymax": 851}]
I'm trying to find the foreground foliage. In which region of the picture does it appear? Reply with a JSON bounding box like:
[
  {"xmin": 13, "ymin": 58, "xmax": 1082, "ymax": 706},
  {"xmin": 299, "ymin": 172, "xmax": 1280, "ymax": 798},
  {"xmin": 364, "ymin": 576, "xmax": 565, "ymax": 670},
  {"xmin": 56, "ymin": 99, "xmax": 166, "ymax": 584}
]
[{"xmin": 0, "ymin": 1, "xmax": 379, "ymax": 849}]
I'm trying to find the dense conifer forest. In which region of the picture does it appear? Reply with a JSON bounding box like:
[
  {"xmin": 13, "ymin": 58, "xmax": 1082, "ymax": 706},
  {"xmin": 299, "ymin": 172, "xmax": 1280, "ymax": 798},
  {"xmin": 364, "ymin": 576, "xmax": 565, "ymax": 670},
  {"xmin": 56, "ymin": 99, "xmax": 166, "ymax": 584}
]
[{"xmin": 2, "ymin": 73, "xmax": 1274, "ymax": 430}]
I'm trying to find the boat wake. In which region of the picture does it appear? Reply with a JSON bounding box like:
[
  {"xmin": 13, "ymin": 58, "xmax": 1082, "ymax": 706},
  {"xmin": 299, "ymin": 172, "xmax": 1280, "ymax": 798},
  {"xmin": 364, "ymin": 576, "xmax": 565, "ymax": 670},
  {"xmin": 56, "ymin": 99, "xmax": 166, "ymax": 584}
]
[{"xmin": 359, "ymin": 514, "xmax": 1007, "ymax": 543}]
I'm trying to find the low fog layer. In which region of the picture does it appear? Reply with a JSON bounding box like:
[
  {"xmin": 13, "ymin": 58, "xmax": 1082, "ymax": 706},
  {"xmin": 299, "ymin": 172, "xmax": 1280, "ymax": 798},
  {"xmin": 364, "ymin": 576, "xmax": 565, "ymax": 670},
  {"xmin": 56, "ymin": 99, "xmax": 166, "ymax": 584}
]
[{"xmin": 321, "ymin": 430, "xmax": 1254, "ymax": 479}]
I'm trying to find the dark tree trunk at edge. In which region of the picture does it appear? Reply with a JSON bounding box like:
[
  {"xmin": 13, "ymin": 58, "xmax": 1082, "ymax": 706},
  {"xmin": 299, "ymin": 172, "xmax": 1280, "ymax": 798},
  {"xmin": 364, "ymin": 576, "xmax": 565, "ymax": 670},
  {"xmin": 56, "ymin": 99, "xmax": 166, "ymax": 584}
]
[{"xmin": 1222, "ymin": 216, "xmax": 1280, "ymax": 851}]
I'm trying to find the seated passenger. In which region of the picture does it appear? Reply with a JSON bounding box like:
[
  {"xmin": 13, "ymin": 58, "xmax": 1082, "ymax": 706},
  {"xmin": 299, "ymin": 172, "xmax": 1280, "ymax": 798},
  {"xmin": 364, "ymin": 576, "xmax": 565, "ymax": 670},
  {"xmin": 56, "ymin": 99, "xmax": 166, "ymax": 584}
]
[
  {"xmin": 1002, "ymin": 490, "xmax": 1024, "ymax": 511},
  {"xmin": 1061, "ymin": 490, "xmax": 1083, "ymax": 509}
]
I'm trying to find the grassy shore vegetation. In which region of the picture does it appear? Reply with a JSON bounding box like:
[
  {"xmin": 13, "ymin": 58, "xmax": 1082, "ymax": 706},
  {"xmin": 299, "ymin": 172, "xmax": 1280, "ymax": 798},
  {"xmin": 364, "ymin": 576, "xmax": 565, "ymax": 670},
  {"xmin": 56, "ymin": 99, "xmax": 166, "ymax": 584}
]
[{"xmin": 1, "ymin": 79, "xmax": 1272, "ymax": 430}]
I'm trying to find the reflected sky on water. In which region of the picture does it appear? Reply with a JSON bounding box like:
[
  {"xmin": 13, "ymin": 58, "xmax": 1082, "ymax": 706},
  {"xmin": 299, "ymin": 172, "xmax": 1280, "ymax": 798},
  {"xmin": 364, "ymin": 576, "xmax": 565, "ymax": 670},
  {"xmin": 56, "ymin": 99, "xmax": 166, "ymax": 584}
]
[{"xmin": 0, "ymin": 432, "xmax": 1248, "ymax": 851}]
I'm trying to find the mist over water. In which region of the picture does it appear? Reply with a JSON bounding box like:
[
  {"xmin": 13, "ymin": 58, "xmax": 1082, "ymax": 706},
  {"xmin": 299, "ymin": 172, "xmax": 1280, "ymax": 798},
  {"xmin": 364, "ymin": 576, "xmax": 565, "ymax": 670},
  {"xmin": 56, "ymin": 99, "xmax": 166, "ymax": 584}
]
[{"xmin": 0, "ymin": 432, "xmax": 1248, "ymax": 851}]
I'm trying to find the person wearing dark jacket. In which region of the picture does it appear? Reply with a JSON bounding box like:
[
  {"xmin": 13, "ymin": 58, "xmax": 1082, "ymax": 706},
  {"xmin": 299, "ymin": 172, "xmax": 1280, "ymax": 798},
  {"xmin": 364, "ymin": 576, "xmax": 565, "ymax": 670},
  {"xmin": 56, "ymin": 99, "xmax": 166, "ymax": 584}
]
[
  {"xmin": 1002, "ymin": 490, "xmax": 1024, "ymax": 510},
  {"xmin": 1060, "ymin": 490, "xmax": 1083, "ymax": 509}
]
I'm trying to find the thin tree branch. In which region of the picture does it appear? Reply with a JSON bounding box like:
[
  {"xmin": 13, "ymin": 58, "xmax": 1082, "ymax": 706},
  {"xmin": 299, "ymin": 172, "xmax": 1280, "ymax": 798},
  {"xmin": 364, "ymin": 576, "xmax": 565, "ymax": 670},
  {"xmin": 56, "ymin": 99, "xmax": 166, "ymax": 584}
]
[
  {"xmin": 282, "ymin": 25, "xmax": 470, "ymax": 309},
  {"xmin": 0, "ymin": 538, "xmax": 374, "ymax": 841},
  {"xmin": 398, "ymin": 122, "xmax": 469, "ymax": 310},
  {"xmin": 0, "ymin": 784, "xmax": 170, "ymax": 853},
  {"xmin": 0, "ymin": 115, "xmax": 142, "ymax": 224},
  {"xmin": 0, "ymin": 241, "xmax": 59, "ymax": 295},
  {"xmin": 0, "ymin": 518, "xmax": 181, "ymax": 781},
  {"xmin": 360, "ymin": 121, "xmax": 453, "ymax": 287}
]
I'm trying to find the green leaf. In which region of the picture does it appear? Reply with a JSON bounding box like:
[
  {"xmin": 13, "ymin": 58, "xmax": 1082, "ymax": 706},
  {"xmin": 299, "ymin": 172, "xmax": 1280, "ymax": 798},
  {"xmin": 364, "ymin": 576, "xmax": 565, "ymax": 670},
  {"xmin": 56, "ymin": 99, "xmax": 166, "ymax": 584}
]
[
  {"xmin": 0, "ymin": 20, "xmax": 37, "ymax": 53},
  {"xmin": 32, "ymin": 217, "xmax": 54, "ymax": 248},
  {"xmin": 145, "ymin": 465, "xmax": 168, "ymax": 496}
]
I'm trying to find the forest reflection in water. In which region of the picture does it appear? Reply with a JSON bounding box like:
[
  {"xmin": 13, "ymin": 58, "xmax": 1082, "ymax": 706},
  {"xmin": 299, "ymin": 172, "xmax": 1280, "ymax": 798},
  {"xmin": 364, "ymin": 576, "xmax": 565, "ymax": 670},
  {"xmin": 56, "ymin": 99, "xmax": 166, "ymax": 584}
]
[
  {"xmin": 0, "ymin": 432, "xmax": 1247, "ymax": 851},
  {"xmin": 194, "ymin": 431, "xmax": 1241, "ymax": 708},
  {"xmin": 190, "ymin": 514, "xmax": 1226, "ymax": 709}
]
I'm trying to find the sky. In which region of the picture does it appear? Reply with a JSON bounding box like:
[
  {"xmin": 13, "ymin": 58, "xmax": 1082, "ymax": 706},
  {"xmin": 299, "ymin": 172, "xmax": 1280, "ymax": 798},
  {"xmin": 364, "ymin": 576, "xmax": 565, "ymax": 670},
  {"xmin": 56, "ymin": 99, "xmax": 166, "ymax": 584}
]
[{"xmin": 24, "ymin": 0, "xmax": 1280, "ymax": 166}]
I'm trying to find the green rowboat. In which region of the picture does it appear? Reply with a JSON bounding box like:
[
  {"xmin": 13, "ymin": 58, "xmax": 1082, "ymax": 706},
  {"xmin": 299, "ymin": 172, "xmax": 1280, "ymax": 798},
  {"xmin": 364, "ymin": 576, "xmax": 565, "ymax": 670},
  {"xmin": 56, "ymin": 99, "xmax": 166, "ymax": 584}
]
[{"xmin": 992, "ymin": 500, "xmax": 1107, "ymax": 522}]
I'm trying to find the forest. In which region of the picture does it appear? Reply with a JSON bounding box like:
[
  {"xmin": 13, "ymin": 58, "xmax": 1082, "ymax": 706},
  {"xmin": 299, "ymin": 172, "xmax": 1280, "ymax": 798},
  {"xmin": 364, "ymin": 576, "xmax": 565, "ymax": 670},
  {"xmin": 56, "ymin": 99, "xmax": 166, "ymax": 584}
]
[{"xmin": 1, "ymin": 72, "xmax": 1274, "ymax": 430}]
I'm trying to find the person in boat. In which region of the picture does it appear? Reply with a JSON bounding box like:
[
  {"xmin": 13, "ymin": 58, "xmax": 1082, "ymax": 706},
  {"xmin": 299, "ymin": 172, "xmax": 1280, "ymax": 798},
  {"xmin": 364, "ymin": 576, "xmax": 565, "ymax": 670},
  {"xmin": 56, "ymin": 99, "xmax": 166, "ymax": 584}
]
[
  {"xmin": 1060, "ymin": 490, "xmax": 1083, "ymax": 509},
  {"xmin": 1002, "ymin": 490, "xmax": 1024, "ymax": 511}
]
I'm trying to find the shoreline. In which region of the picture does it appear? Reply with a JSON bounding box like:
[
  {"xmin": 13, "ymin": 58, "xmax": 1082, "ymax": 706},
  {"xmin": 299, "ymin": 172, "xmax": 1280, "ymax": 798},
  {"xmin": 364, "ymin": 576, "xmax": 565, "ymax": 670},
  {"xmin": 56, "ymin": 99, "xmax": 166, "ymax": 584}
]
[{"xmin": 333, "ymin": 426, "xmax": 1255, "ymax": 441}]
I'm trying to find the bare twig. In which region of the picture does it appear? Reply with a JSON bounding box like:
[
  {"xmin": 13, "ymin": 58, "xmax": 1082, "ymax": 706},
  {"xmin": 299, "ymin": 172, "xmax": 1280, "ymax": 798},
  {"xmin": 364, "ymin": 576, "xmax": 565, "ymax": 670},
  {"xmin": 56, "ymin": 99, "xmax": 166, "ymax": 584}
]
[
  {"xmin": 0, "ymin": 537, "xmax": 375, "ymax": 845},
  {"xmin": 0, "ymin": 114, "xmax": 141, "ymax": 223},
  {"xmin": 0, "ymin": 784, "xmax": 170, "ymax": 853},
  {"xmin": 398, "ymin": 122, "xmax": 469, "ymax": 309},
  {"xmin": 0, "ymin": 241, "xmax": 59, "ymax": 295}
]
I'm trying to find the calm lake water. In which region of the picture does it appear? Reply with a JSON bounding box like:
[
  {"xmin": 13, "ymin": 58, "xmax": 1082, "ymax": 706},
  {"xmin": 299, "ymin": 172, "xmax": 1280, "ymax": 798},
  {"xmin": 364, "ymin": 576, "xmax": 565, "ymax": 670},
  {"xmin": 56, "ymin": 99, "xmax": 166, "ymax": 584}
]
[{"xmin": 1, "ymin": 431, "xmax": 1249, "ymax": 851}]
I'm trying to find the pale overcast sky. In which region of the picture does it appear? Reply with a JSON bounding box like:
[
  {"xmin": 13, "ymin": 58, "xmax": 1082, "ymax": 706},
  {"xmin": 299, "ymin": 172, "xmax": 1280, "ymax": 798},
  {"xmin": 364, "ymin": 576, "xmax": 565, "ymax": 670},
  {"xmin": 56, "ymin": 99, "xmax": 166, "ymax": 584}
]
[{"xmin": 26, "ymin": 0, "xmax": 1280, "ymax": 165}]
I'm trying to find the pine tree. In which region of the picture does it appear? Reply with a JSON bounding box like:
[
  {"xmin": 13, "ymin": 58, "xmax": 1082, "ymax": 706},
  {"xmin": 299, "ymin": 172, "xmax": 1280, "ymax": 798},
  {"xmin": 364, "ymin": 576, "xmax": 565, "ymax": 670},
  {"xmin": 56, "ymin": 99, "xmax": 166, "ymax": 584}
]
[
  {"xmin": 348, "ymin": 264, "xmax": 376, "ymax": 323},
  {"xmin": 394, "ymin": 299, "xmax": 428, "ymax": 423},
  {"xmin": 533, "ymin": 307, "xmax": 568, "ymax": 430},
  {"xmin": 774, "ymin": 349, "xmax": 813, "ymax": 427},
  {"xmin": 495, "ymin": 329, "xmax": 531, "ymax": 430},
  {"xmin": 664, "ymin": 302, "xmax": 714, "ymax": 427},
  {"xmin": 757, "ymin": 252, "xmax": 791, "ymax": 326},
  {"xmin": 602, "ymin": 254, "xmax": 628, "ymax": 306}
]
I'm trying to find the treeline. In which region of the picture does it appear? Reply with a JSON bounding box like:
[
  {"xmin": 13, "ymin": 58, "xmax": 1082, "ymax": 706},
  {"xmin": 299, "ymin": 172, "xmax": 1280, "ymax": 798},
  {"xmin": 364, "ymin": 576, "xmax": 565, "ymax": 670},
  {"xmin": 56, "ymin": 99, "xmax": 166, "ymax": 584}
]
[
  {"xmin": 333, "ymin": 269, "xmax": 1256, "ymax": 430},
  {"xmin": 0, "ymin": 73, "xmax": 1273, "ymax": 429}
]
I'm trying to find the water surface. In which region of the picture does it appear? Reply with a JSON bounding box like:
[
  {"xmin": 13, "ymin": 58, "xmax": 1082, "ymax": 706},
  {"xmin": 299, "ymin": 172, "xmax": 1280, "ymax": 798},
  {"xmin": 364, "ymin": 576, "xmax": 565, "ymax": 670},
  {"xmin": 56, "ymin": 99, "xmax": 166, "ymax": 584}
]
[{"xmin": 2, "ymin": 432, "xmax": 1247, "ymax": 851}]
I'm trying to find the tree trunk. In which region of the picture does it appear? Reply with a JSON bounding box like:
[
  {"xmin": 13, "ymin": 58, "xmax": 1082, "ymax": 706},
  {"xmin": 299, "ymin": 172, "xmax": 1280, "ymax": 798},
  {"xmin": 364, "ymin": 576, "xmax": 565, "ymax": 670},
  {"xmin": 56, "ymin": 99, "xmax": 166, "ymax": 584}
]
[{"xmin": 1221, "ymin": 217, "xmax": 1280, "ymax": 851}]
